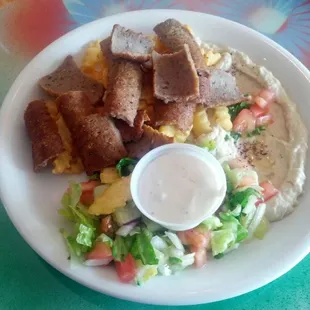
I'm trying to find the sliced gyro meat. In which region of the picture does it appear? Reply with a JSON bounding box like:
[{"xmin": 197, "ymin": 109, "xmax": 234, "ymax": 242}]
[
  {"xmin": 74, "ymin": 114, "xmax": 127, "ymax": 175},
  {"xmin": 154, "ymin": 18, "xmax": 206, "ymax": 69},
  {"xmin": 152, "ymin": 44, "xmax": 199, "ymax": 103},
  {"xmin": 110, "ymin": 24, "xmax": 154, "ymax": 63},
  {"xmin": 24, "ymin": 100, "xmax": 65, "ymax": 172},
  {"xmin": 198, "ymin": 69, "xmax": 243, "ymax": 107},
  {"xmin": 126, "ymin": 125, "xmax": 173, "ymax": 158},
  {"xmin": 154, "ymin": 99, "xmax": 196, "ymax": 132},
  {"xmin": 57, "ymin": 91, "xmax": 94, "ymax": 133},
  {"xmin": 103, "ymin": 59, "xmax": 143, "ymax": 126},
  {"xmin": 115, "ymin": 110, "xmax": 150, "ymax": 143},
  {"xmin": 39, "ymin": 56, "xmax": 104, "ymax": 104}
]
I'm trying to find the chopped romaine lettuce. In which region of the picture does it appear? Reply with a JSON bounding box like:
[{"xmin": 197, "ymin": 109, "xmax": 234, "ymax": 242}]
[
  {"xmin": 97, "ymin": 233, "xmax": 113, "ymax": 247},
  {"xmin": 112, "ymin": 200, "xmax": 141, "ymax": 226},
  {"xmin": 200, "ymin": 216, "xmax": 222, "ymax": 231},
  {"xmin": 130, "ymin": 229, "xmax": 159, "ymax": 265},
  {"xmin": 211, "ymin": 229, "xmax": 236, "ymax": 256},
  {"xmin": 142, "ymin": 216, "xmax": 164, "ymax": 232},
  {"xmin": 59, "ymin": 182, "xmax": 99, "ymax": 259},
  {"xmin": 229, "ymin": 187, "xmax": 261, "ymax": 210},
  {"xmin": 116, "ymin": 158, "xmax": 138, "ymax": 177},
  {"xmin": 247, "ymin": 203, "xmax": 266, "ymax": 238},
  {"xmin": 112, "ymin": 235, "xmax": 128, "ymax": 262}
]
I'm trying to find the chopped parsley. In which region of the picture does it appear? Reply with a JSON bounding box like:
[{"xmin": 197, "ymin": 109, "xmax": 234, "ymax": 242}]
[
  {"xmin": 230, "ymin": 131, "xmax": 241, "ymax": 142},
  {"xmin": 247, "ymin": 126, "xmax": 266, "ymax": 137},
  {"xmin": 228, "ymin": 101, "xmax": 251, "ymax": 121},
  {"xmin": 224, "ymin": 134, "xmax": 230, "ymax": 141}
]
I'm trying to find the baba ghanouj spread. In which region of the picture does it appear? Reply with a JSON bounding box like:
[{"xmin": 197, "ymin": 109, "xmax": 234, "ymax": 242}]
[{"xmin": 24, "ymin": 19, "xmax": 307, "ymax": 285}]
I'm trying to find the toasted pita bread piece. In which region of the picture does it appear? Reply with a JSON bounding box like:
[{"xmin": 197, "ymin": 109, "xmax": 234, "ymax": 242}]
[
  {"xmin": 154, "ymin": 99, "xmax": 196, "ymax": 132},
  {"xmin": 115, "ymin": 110, "xmax": 150, "ymax": 143},
  {"xmin": 110, "ymin": 24, "xmax": 154, "ymax": 63},
  {"xmin": 39, "ymin": 56, "xmax": 104, "ymax": 104},
  {"xmin": 74, "ymin": 114, "xmax": 127, "ymax": 175},
  {"xmin": 24, "ymin": 100, "xmax": 65, "ymax": 171},
  {"xmin": 126, "ymin": 125, "xmax": 173, "ymax": 158},
  {"xmin": 57, "ymin": 91, "xmax": 94, "ymax": 133},
  {"xmin": 154, "ymin": 18, "xmax": 205, "ymax": 69},
  {"xmin": 197, "ymin": 69, "xmax": 243, "ymax": 107},
  {"xmin": 103, "ymin": 59, "xmax": 143, "ymax": 126},
  {"xmin": 152, "ymin": 45, "xmax": 199, "ymax": 103}
]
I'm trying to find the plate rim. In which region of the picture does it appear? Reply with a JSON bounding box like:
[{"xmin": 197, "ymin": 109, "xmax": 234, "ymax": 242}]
[{"xmin": 1, "ymin": 9, "xmax": 310, "ymax": 305}]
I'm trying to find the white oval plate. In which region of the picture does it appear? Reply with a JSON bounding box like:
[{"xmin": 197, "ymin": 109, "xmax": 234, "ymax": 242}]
[{"xmin": 0, "ymin": 9, "xmax": 309, "ymax": 306}]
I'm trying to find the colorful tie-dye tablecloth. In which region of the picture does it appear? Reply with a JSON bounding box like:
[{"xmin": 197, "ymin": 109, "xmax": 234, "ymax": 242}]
[{"xmin": 1, "ymin": 1, "xmax": 310, "ymax": 309}]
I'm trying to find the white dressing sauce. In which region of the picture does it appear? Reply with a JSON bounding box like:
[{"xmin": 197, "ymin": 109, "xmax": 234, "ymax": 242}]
[{"xmin": 138, "ymin": 152, "xmax": 223, "ymax": 224}]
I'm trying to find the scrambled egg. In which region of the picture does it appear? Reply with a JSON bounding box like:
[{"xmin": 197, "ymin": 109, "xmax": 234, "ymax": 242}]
[
  {"xmin": 46, "ymin": 101, "xmax": 83, "ymax": 174},
  {"xmin": 81, "ymin": 40, "xmax": 109, "ymax": 89}
]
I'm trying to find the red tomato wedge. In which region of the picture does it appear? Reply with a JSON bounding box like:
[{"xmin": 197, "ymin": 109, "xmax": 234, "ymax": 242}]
[
  {"xmin": 254, "ymin": 89, "xmax": 275, "ymax": 109},
  {"xmin": 256, "ymin": 114, "xmax": 274, "ymax": 127},
  {"xmin": 177, "ymin": 229, "xmax": 210, "ymax": 249},
  {"xmin": 84, "ymin": 242, "xmax": 113, "ymax": 266},
  {"xmin": 232, "ymin": 109, "xmax": 256, "ymax": 133},
  {"xmin": 260, "ymin": 180, "xmax": 279, "ymax": 201},
  {"xmin": 250, "ymin": 103, "xmax": 269, "ymax": 118},
  {"xmin": 80, "ymin": 180, "xmax": 100, "ymax": 205},
  {"xmin": 259, "ymin": 89, "xmax": 275, "ymax": 103},
  {"xmin": 115, "ymin": 254, "xmax": 137, "ymax": 283},
  {"xmin": 190, "ymin": 246, "xmax": 208, "ymax": 268}
]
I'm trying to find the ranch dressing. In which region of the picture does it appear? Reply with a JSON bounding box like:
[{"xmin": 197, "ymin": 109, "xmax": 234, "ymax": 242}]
[{"xmin": 131, "ymin": 144, "xmax": 227, "ymax": 230}]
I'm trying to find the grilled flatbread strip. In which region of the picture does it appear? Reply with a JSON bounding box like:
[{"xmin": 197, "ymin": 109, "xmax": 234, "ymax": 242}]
[
  {"xmin": 57, "ymin": 91, "xmax": 94, "ymax": 134},
  {"xmin": 152, "ymin": 45, "xmax": 199, "ymax": 103},
  {"xmin": 103, "ymin": 59, "xmax": 143, "ymax": 126},
  {"xmin": 154, "ymin": 18, "xmax": 206, "ymax": 69},
  {"xmin": 197, "ymin": 69, "xmax": 243, "ymax": 107},
  {"xmin": 74, "ymin": 114, "xmax": 127, "ymax": 175},
  {"xmin": 115, "ymin": 110, "xmax": 150, "ymax": 143},
  {"xmin": 110, "ymin": 24, "xmax": 155, "ymax": 63},
  {"xmin": 154, "ymin": 99, "xmax": 196, "ymax": 132},
  {"xmin": 39, "ymin": 56, "xmax": 104, "ymax": 104},
  {"xmin": 24, "ymin": 100, "xmax": 65, "ymax": 171},
  {"xmin": 126, "ymin": 125, "xmax": 173, "ymax": 158}
]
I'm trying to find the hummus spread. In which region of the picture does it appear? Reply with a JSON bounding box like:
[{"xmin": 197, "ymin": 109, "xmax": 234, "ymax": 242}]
[{"xmin": 202, "ymin": 43, "xmax": 308, "ymax": 222}]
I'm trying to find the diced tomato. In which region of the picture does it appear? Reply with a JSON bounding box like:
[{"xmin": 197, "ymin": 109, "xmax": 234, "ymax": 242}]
[
  {"xmin": 85, "ymin": 242, "xmax": 113, "ymax": 266},
  {"xmin": 115, "ymin": 254, "xmax": 137, "ymax": 283},
  {"xmin": 232, "ymin": 109, "xmax": 256, "ymax": 133},
  {"xmin": 79, "ymin": 180, "xmax": 100, "ymax": 205},
  {"xmin": 190, "ymin": 246, "xmax": 207, "ymax": 268},
  {"xmin": 256, "ymin": 114, "xmax": 274, "ymax": 127},
  {"xmin": 254, "ymin": 89, "xmax": 275, "ymax": 109},
  {"xmin": 250, "ymin": 104, "xmax": 269, "ymax": 118},
  {"xmin": 81, "ymin": 180, "xmax": 100, "ymax": 192},
  {"xmin": 238, "ymin": 175, "xmax": 257, "ymax": 188},
  {"xmin": 100, "ymin": 215, "xmax": 114, "ymax": 235},
  {"xmin": 177, "ymin": 231, "xmax": 190, "ymax": 245},
  {"xmin": 229, "ymin": 158, "xmax": 252, "ymax": 170},
  {"xmin": 260, "ymin": 180, "xmax": 279, "ymax": 201},
  {"xmin": 254, "ymin": 96, "xmax": 268, "ymax": 109},
  {"xmin": 178, "ymin": 229, "xmax": 210, "ymax": 249},
  {"xmin": 259, "ymin": 89, "xmax": 275, "ymax": 103}
]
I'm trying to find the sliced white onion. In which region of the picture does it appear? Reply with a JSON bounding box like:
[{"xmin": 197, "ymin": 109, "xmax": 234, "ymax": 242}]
[
  {"xmin": 84, "ymin": 258, "xmax": 113, "ymax": 267},
  {"xmin": 116, "ymin": 221, "xmax": 138, "ymax": 237},
  {"xmin": 165, "ymin": 232, "xmax": 185, "ymax": 251}
]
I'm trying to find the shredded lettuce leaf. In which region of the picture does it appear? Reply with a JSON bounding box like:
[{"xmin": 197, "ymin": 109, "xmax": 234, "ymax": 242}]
[
  {"xmin": 200, "ymin": 216, "xmax": 223, "ymax": 231},
  {"xmin": 112, "ymin": 235, "xmax": 129, "ymax": 262},
  {"xmin": 59, "ymin": 183, "xmax": 99, "ymax": 259},
  {"xmin": 130, "ymin": 229, "xmax": 159, "ymax": 265}
]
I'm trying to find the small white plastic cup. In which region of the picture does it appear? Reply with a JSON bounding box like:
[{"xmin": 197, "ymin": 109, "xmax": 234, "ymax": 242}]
[{"xmin": 130, "ymin": 144, "xmax": 227, "ymax": 231}]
